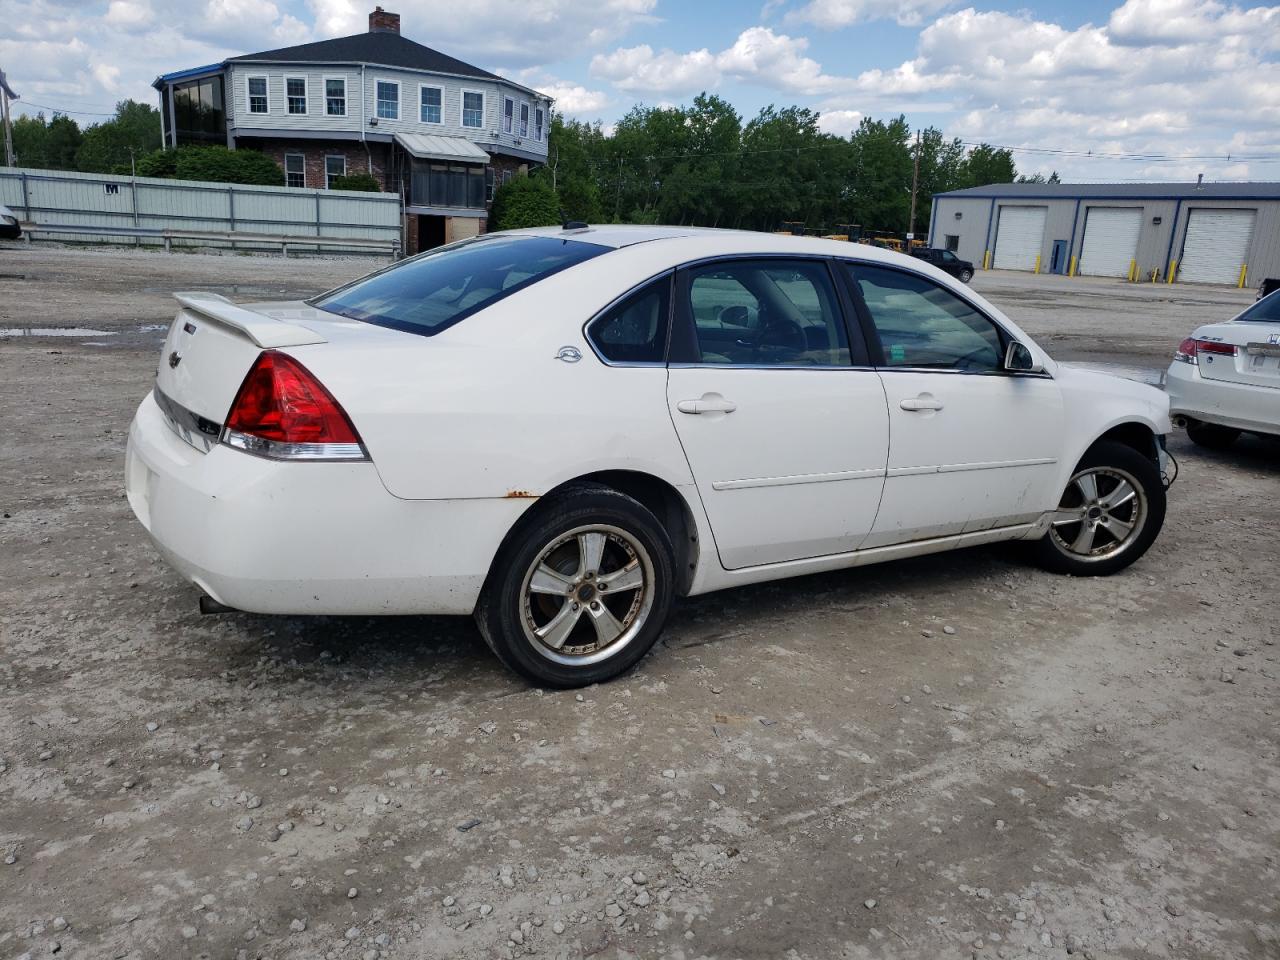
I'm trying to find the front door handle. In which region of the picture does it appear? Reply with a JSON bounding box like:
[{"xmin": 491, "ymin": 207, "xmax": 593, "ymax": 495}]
[
  {"xmin": 677, "ymin": 394, "xmax": 738, "ymax": 415},
  {"xmin": 900, "ymin": 395, "xmax": 943, "ymax": 412}
]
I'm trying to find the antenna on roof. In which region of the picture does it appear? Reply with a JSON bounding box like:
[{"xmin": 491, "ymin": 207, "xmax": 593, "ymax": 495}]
[{"xmin": 560, "ymin": 209, "xmax": 588, "ymax": 230}]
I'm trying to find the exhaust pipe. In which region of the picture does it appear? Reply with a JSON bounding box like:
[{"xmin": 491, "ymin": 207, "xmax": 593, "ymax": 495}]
[
  {"xmin": 199, "ymin": 594, "xmax": 240, "ymax": 615},
  {"xmin": 1172, "ymin": 415, "xmax": 1189, "ymax": 429}
]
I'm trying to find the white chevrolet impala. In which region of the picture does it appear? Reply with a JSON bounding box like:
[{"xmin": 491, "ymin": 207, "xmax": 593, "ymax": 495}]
[{"xmin": 126, "ymin": 226, "xmax": 1172, "ymax": 686}]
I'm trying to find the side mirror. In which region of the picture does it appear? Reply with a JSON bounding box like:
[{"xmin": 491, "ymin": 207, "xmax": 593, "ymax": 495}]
[
  {"xmin": 1004, "ymin": 340, "xmax": 1043, "ymax": 373},
  {"xmin": 720, "ymin": 305, "xmax": 750, "ymax": 328}
]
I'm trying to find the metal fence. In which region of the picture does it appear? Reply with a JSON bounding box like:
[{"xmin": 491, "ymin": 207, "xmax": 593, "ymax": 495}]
[{"xmin": 0, "ymin": 166, "xmax": 403, "ymax": 253}]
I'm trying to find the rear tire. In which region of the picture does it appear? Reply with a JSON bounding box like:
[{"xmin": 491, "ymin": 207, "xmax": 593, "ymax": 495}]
[
  {"xmin": 959, "ymin": 268, "xmax": 974, "ymax": 283},
  {"xmin": 475, "ymin": 484, "xmax": 675, "ymax": 688},
  {"xmin": 1030, "ymin": 440, "xmax": 1165, "ymax": 576},
  {"xmin": 1186, "ymin": 420, "xmax": 1240, "ymax": 450}
]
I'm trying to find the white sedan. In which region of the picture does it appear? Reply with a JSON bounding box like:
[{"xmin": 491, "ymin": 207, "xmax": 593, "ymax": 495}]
[
  {"xmin": 1166, "ymin": 290, "xmax": 1280, "ymax": 448},
  {"xmin": 126, "ymin": 226, "xmax": 1172, "ymax": 686}
]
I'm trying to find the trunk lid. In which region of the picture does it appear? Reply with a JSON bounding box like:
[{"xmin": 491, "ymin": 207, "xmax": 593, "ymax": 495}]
[
  {"xmin": 154, "ymin": 293, "xmax": 329, "ymax": 450},
  {"xmin": 1194, "ymin": 320, "xmax": 1280, "ymax": 389}
]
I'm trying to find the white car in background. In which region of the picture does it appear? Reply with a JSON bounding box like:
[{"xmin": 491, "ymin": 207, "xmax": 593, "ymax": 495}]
[
  {"xmin": 126, "ymin": 226, "xmax": 1172, "ymax": 687},
  {"xmin": 1167, "ymin": 290, "xmax": 1280, "ymax": 448}
]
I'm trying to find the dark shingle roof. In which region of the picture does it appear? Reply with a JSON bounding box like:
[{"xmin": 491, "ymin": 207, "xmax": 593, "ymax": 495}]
[
  {"xmin": 228, "ymin": 31, "xmax": 504, "ymax": 83},
  {"xmin": 936, "ymin": 182, "xmax": 1280, "ymax": 200}
]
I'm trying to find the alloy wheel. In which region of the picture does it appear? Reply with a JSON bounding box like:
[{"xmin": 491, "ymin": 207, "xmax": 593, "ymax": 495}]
[
  {"xmin": 1049, "ymin": 466, "xmax": 1148, "ymax": 562},
  {"xmin": 519, "ymin": 524, "xmax": 655, "ymax": 666}
]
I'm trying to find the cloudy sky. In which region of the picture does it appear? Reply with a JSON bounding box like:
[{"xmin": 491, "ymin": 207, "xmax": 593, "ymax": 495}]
[{"xmin": 2, "ymin": 0, "xmax": 1278, "ymax": 180}]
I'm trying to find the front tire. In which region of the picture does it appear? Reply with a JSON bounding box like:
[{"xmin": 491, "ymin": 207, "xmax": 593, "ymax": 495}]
[
  {"xmin": 1030, "ymin": 441, "xmax": 1165, "ymax": 576},
  {"xmin": 475, "ymin": 485, "xmax": 676, "ymax": 687},
  {"xmin": 1186, "ymin": 420, "xmax": 1240, "ymax": 450}
]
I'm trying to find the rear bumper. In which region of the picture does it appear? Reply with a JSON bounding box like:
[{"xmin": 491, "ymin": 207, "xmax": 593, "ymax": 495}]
[
  {"xmin": 126, "ymin": 391, "xmax": 533, "ymax": 615},
  {"xmin": 1165, "ymin": 362, "xmax": 1280, "ymax": 436}
]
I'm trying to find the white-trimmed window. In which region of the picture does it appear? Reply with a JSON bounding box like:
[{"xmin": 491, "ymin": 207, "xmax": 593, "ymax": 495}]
[
  {"xmin": 285, "ymin": 153, "xmax": 306, "ymax": 188},
  {"xmin": 518, "ymin": 102, "xmax": 529, "ymax": 138},
  {"xmin": 535, "ymin": 106, "xmax": 544, "ymax": 141},
  {"xmin": 325, "ymin": 155, "xmax": 346, "ymax": 189},
  {"xmin": 285, "ymin": 77, "xmax": 307, "ymax": 115},
  {"xmin": 419, "ymin": 85, "xmax": 442, "ymax": 124},
  {"xmin": 376, "ymin": 80, "xmax": 399, "ymax": 120},
  {"xmin": 247, "ymin": 76, "xmax": 268, "ymax": 114},
  {"xmin": 462, "ymin": 90, "xmax": 484, "ymax": 128},
  {"xmin": 325, "ymin": 77, "xmax": 346, "ymax": 116},
  {"xmin": 502, "ymin": 96, "xmax": 514, "ymax": 134}
]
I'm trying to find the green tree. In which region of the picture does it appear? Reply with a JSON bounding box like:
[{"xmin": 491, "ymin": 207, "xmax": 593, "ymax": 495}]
[
  {"xmin": 961, "ymin": 143, "xmax": 1017, "ymax": 187},
  {"xmin": 11, "ymin": 112, "xmax": 83, "ymax": 170},
  {"xmin": 75, "ymin": 100, "xmax": 163, "ymax": 173},
  {"xmin": 847, "ymin": 115, "xmax": 912, "ymax": 233},
  {"xmin": 542, "ymin": 115, "xmax": 607, "ymax": 222},
  {"xmin": 175, "ymin": 146, "xmax": 283, "ymax": 185},
  {"xmin": 491, "ymin": 174, "xmax": 561, "ymax": 230}
]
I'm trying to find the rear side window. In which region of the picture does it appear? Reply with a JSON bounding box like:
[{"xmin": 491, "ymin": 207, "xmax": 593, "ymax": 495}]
[
  {"xmin": 587, "ymin": 275, "xmax": 671, "ymax": 363},
  {"xmin": 313, "ymin": 235, "xmax": 608, "ymax": 337}
]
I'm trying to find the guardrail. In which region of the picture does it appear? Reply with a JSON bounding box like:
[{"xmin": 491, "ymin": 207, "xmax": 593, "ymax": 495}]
[{"xmin": 15, "ymin": 221, "xmax": 400, "ymax": 258}]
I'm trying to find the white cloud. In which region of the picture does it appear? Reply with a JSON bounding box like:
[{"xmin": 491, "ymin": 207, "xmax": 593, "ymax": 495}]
[
  {"xmin": 540, "ymin": 83, "xmax": 611, "ymax": 115},
  {"xmin": 787, "ymin": 0, "xmax": 957, "ymax": 28},
  {"xmin": 816, "ymin": 108, "xmax": 863, "ymax": 135},
  {"xmin": 308, "ymin": 0, "xmax": 659, "ymax": 67},
  {"xmin": 828, "ymin": 0, "xmax": 1280, "ymax": 179},
  {"xmin": 591, "ymin": 26, "xmax": 849, "ymax": 97}
]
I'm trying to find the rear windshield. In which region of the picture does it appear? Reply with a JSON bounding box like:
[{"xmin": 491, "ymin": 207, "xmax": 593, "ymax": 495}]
[
  {"xmin": 1238, "ymin": 290, "xmax": 1280, "ymax": 323},
  {"xmin": 312, "ymin": 235, "xmax": 608, "ymax": 336}
]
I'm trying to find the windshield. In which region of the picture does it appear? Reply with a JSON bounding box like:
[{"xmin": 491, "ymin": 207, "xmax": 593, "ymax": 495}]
[
  {"xmin": 312, "ymin": 235, "xmax": 609, "ymax": 336},
  {"xmin": 1238, "ymin": 290, "xmax": 1280, "ymax": 323}
]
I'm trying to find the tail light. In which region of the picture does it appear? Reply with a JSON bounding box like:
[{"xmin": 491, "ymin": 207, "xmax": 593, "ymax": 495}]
[
  {"xmin": 1173, "ymin": 338, "xmax": 1237, "ymax": 365},
  {"xmin": 222, "ymin": 351, "xmax": 367, "ymax": 461}
]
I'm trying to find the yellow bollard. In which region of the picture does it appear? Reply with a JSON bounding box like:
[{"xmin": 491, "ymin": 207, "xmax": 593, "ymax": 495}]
[
  {"xmin": 1033, "ymin": 254, "xmax": 1041, "ymax": 275},
  {"xmin": 983, "ymin": 250, "xmax": 991, "ymax": 270},
  {"xmin": 1127, "ymin": 258, "xmax": 1137, "ymax": 283},
  {"xmin": 1238, "ymin": 264, "xmax": 1248, "ymax": 288},
  {"xmin": 1068, "ymin": 255, "xmax": 1077, "ymax": 277},
  {"xmin": 1167, "ymin": 259, "xmax": 1177, "ymax": 283}
]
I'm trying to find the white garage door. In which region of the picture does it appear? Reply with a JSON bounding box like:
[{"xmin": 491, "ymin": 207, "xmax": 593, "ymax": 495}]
[
  {"xmin": 1078, "ymin": 207, "xmax": 1142, "ymax": 277},
  {"xmin": 993, "ymin": 206, "xmax": 1047, "ymax": 271},
  {"xmin": 1179, "ymin": 209, "xmax": 1257, "ymax": 285}
]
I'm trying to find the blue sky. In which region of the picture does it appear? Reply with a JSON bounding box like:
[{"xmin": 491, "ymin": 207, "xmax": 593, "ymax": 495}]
[{"xmin": 3, "ymin": 0, "xmax": 1278, "ymax": 180}]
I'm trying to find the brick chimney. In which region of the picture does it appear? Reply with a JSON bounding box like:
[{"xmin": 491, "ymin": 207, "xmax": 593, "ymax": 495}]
[{"xmin": 369, "ymin": 6, "xmax": 400, "ymax": 33}]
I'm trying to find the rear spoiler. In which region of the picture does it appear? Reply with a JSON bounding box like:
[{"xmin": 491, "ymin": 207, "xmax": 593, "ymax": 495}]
[{"xmin": 173, "ymin": 292, "xmax": 327, "ymax": 349}]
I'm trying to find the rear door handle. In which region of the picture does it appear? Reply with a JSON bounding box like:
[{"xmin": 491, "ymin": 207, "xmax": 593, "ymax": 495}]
[
  {"xmin": 900, "ymin": 396, "xmax": 943, "ymax": 412},
  {"xmin": 677, "ymin": 395, "xmax": 738, "ymax": 415}
]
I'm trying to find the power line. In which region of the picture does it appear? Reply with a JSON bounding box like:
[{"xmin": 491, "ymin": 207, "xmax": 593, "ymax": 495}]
[{"xmin": 15, "ymin": 100, "xmax": 116, "ymax": 118}]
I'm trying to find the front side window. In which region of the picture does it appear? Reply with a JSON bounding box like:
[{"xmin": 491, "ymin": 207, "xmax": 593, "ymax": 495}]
[
  {"xmin": 247, "ymin": 76, "xmax": 268, "ymax": 114},
  {"xmin": 312, "ymin": 235, "xmax": 608, "ymax": 337},
  {"xmin": 587, "ymin": 276, "xmax": 671, "ymax": 364},
  {"xmin": 420, "ymin": 86, "xmax": 441, "ymax": 123},
  {"xmin": 502, "ymin": 97, "xmax": 514, "ymax": 134},
  {"xmin": 376, "ymin": 80, "xmax": 399, "ymax": 120},
  {"xmin": 673, "ymin": 259, "xmax": 850, "ymax": 366},
  {"xmin": 462, "ymin": 91, "xmax": 484, "ymax": 128},
  {"xmin": 286, "ymin": 77, "xmax": 306, "ymax": 114},
  {"xmin": 285, "ymin": 153, "xmax": 305, "ymax": 188},
  {"xmin": 848, "ymin": 263, "xmax": 1003, "ymax": 371},
  {"xmin": 326, "ymin": 78, "xmax": 346, "ymax": 116},
  {"xmin": 325, "ymin": 155, "xmax": 346, "ymax": 189},
  {"xmin": 519, "ymin": 102, "xmax": 529, "ymax": 137},
  {"xmin": 535, "ymin": 107, "xmax": 544, "ymax": 141}
]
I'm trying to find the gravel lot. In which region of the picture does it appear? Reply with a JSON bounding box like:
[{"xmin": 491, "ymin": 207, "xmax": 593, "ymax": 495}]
[{"xmin": 1, "ymin": 244, "xmax": 1277, "ymax": 960}]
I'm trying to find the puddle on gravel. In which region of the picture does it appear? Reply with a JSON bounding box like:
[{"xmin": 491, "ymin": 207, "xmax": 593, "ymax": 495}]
[{"xmin": 0, "ymin": 323, "xmax": 169, "ymax": 347}]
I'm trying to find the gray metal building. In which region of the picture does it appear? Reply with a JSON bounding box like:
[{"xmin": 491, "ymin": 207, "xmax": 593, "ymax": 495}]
[{"xmin": 928, "ymin": 182, "xmax": 1280, "ymax": 286}]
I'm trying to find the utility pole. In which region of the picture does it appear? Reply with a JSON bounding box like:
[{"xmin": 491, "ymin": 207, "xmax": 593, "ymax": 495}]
[
  {"xmin": 907, "ymin": 128, "xmax": 920, "ymax": 245},
  {"xmin": 0, "ymin": 68, "xmax": 18, "ymax": 168}
]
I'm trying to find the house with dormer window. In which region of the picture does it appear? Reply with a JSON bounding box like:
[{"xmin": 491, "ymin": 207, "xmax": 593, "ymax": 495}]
[{"xmin": 153, "ymin": 7, "xmax": 551, "ymax": 252}]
